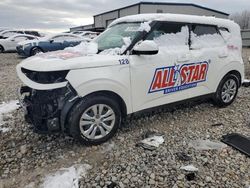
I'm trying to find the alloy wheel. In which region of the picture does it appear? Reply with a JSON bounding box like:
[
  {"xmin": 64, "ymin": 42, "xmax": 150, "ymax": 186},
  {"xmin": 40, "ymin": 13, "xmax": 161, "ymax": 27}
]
[
  {"xmin": 79, "ymin": 104, "xmax": 116, "ymax": 140},
  {"xmin": 221, "ymin": 79, "xmax": 237, "ymax": 103}
]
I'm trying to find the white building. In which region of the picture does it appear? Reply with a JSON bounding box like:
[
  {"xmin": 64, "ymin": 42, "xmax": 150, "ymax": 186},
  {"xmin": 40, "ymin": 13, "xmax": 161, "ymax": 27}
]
[{"xmin": 70, "ymin": 2, "xmax": 229, "ymax": 32}]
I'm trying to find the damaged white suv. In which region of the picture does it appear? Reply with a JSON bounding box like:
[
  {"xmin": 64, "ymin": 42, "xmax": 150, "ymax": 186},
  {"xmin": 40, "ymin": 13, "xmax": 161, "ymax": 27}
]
[{"xmin": 17, "ymin": 14, "xmax": 244, "ymax": 145}]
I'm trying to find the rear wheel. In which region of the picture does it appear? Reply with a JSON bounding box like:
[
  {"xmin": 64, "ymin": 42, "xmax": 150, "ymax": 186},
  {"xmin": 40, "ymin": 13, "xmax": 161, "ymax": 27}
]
[
  {"xmin": 0, "ymin": 45, "xmax": 4, "ymax": 53},
  {"xmin": 214, "ymin": 74, "xmax": 239, "ymax": 107},
  {"xmin": 30, "ymin": 47, "xmax": 43, "ymax": 56},
  {"xmin": 68, "ymin": 95, "xmax": 121, "ymax": 145}
]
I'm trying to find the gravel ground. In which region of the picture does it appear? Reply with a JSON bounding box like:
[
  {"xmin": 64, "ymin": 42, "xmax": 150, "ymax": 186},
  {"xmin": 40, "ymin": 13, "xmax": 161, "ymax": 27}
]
[{"xmin": 0, "ymin": 50, "xmax": 250, "ymax": 188}]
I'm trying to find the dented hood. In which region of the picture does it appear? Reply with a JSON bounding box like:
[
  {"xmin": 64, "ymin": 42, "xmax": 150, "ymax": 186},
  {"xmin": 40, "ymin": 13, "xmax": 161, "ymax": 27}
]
[{"xmin": 18, "ymin": 50, "xmax": 122, "ymax": 72}]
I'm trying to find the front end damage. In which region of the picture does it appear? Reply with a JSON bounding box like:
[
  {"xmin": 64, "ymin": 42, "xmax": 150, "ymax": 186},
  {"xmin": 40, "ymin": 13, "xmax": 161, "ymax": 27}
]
[
  {"xmin": 17, "ymin": 68, "xmax": 79, "ymax": 134},
  {"xmin": 19, "ymin": 85, "xmax": 78, "ymax": 133}
]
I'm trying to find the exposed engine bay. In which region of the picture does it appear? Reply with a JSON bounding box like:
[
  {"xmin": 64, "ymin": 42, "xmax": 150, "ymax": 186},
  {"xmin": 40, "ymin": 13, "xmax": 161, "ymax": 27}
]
[{"xmin": 19, "ymin": 84, "xmax": 78, "ymax": 134}]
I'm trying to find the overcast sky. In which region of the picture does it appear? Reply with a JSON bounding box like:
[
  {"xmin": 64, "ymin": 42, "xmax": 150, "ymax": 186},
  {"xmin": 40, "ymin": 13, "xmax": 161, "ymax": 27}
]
[{"xmin": 0, "ymin": 0, "xmax": 249, "ymax": 33}]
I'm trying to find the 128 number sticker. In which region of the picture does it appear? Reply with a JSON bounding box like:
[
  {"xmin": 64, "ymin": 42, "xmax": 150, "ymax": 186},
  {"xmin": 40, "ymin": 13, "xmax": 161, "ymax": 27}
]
[{"xmin": 119, "ymin": 59, "xmax": 129, "ymax": 65}]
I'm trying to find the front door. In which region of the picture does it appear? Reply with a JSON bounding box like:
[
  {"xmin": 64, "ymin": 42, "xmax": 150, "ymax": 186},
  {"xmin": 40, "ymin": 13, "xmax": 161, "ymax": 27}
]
[{"xmin": 130, "ymin": 22, "xmax": 200, "ymax": 112}]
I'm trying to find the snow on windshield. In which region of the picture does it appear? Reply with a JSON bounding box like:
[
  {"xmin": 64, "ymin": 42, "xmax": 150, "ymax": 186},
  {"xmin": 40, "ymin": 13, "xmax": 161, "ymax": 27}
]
[
  {"xmin": 138, "ymin": 22, "xmax": 151, "ymax": 32},
  {"xmin": 99, "ymin": 37, "xmax": 131, "ymax": 55}
]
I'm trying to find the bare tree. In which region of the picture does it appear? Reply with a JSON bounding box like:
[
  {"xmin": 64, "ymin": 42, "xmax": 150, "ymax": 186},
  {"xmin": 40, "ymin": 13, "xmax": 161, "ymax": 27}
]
[{"xmin": 230, "ymin": 10, "xmax": 250, "ymax": 29}]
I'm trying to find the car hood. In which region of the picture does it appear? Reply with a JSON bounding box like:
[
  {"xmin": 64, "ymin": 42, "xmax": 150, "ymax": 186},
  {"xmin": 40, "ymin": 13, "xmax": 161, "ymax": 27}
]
[
  {"xmin": 18, "ymin": 39, "xmax": 39, "ymax": 46},
  {"xmin": 18, "ymin": 50, "xmax": 123, "ymax": 72},
  {"xmin": 18, "ymin": 39, "xmax": 41, "ymax": 46}
]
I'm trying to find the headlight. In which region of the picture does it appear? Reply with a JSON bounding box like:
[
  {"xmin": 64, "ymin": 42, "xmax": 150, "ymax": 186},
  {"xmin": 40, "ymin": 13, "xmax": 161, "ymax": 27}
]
[{"xmin": 21, "ymin": 68, "xmax": 69, "ymax": 84}]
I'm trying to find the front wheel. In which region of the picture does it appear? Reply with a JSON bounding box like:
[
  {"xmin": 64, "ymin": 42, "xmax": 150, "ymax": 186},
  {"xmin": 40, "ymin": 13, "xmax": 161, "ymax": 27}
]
[
  {"xmin": 68, "ymin": 95, "xmax": 121, "ymax": 145},
  {"xmin": 30, "ymin": 47, "xmax": 43, "ymax": 56},
  {"xmin": 214, "ymin": 74, "xmax": 239, "ymax": 107}
]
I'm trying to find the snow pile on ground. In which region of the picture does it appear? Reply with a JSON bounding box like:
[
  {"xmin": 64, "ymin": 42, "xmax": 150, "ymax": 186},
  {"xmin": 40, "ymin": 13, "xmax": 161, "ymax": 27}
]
[
  {"xmin": 154, "ymin": 26, "xmax": 189, "ymax": 50},
  {"xmin": 189, "ymin": 140, "xmax": 227, "ymax": 150},
  {"xmin": 140, "ymin": 135, "xmax": 164, "ymax": 148},
  {"xmin": 0, "ymin": 100, "xmax": 19, "ymax": 132},
  {"xmin": 180, "ymin": 165, "xmax": 199, "ymax": 172},
  {"xmin": 42, "ymin": 164, "xmax": 91, "ymax": 188}
]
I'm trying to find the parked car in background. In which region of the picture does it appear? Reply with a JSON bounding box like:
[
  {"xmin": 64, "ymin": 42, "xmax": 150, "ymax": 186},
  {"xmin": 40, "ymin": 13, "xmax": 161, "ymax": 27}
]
[
  {"xmin": 0, "ymin": 27, "xmax": 11, "ymax": 32},
  {"xmin": 81, "ymin": 31, "xmax": 100, "ymax": 39},
  {"xmin": 71, "ymin": 31, "xmax": 100, "ymax": 39},
  {"xmin": 16, "ymin": 33, "xmax": 85, "ymax": 57},
  {"xmin": 0, "ymin": 30, "xmax": 42, "ymax": 39},
  {"xmin": 0, "ymin": 34, "xmax": 38, "ymax": 53}
]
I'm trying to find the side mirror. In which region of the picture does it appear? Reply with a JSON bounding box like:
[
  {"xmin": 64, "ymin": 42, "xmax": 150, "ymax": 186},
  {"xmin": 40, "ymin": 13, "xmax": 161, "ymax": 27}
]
[
  {"xmin": 132, "ymin": 40, "xmax": 159, "ymax": 55},
  {"xmin": 49, "ymin": 39, "xmax": 54, "ymax": 43}
]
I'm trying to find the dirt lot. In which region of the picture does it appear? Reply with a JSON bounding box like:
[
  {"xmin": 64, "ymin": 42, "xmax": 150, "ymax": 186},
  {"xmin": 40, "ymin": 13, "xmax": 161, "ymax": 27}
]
[{"xmin": 0, "ymin": 50, "xmax": 249, "ymax": 188}]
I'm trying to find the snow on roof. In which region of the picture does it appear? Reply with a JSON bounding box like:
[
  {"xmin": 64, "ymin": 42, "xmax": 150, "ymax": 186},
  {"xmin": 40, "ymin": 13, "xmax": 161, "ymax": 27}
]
[{"xmin": 109, "ymin": 13, "xmax": 239, "ymax": 34}]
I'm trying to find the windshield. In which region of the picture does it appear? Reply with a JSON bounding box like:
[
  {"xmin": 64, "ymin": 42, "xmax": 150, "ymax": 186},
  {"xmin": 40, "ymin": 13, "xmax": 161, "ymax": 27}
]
[{"xmin": 94, "ymin": 22, "xmax": 143, "ymax": 52}]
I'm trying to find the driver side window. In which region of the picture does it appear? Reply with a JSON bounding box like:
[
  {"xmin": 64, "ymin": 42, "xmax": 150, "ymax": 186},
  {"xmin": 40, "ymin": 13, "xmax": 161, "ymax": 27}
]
[
  {"xmin": 146, "ymin": 22, "xmax": 189, "ymax": 49},
  {"xmin": 14, "ymin": 36, "xmax": 28, "ymax": 42},
  {"xmin": 53, "ymin": 36, "xmax": 65, "ymax": 42}
]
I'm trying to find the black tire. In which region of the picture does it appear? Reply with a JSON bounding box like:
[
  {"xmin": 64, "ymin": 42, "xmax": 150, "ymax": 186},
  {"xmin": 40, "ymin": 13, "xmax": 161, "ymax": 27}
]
[
  {"xmin": 30, "ymin": 47, "xmax": 43, "ymax": 56},
  {"xmin": 68, "ymin": 95, "xmax": 121, "ymax": 145},
  {"xmin": 213, "ymin": 74, "xmax": 239, "ymax": 107},
  {"xmin": 0, "ymin": 45, "xmax": 4, "ymax": 53}
]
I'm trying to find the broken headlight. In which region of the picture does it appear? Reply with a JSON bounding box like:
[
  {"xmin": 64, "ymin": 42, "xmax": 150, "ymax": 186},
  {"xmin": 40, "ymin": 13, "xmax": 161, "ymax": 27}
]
[{"xmin": 21, "ymin": 68, "xmax": 69, "ymax": 84}]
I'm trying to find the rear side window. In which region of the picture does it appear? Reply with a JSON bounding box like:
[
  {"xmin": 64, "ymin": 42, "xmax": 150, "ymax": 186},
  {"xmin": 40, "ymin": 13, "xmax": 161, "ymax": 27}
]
[
  {"xmin": 25, "ymin": 31, "xmax": 40, "ymax": 36},
  {"xmin": 191, "ymin": 24, "xmax": 225, "ymax": 49},
  {"xmin": 192, "ymin": 25, "xmax": 218, "ymax": 36},
  {"xmin": 146, "ymin": 22, "xmax": 189, "ymax": 49}
]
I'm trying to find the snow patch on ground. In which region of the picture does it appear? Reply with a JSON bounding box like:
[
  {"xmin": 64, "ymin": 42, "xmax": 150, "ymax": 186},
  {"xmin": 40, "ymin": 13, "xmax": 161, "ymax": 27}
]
[
  {"xmin": 180, "ymin": 165, "xmax": 199, "ymax": 172},
  {"xmin": 189, "ymin": 140, "xmax": 227, "ymax": 150},
  {"xmin": 0, "ymin": 100, "xmax": 19, "ymax": 132},
  {"xmin": 140, "ymin": 135, "xmax": 164, "ymax": 148},
  {"xmin": 244, "ymin": 79, "xmax": 250, "ymax": 83},
  {"xmin": 42, "ymin": 164, "xmax": 91, "ymax": 188}
]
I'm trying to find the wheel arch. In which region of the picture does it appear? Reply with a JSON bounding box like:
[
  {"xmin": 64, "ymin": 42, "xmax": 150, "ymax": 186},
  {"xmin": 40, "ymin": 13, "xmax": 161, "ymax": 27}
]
[
  {"xmin": 30, "ymin": 46, "xmax": 43, "ymax": 56},
  {"xmin": 82, "ymin": 90, "xmax": 128, "ymax": 117},
  {"xmin": 225, "ymin": 70, "xmax": 242, "ymax": 87},
  {"xmin": 0, "ymin": 44, "xmax": 5, "ymax": 52},
  {"xmin": 62, "ymin": 89, "xmax": 129, "ymax": 133}
]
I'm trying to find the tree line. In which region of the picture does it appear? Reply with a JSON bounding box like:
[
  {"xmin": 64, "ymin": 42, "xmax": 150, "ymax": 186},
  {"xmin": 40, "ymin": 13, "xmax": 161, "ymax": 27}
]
[{"xmin": 230, "ymin": 10, "xmax": 250, "ymax": 30}]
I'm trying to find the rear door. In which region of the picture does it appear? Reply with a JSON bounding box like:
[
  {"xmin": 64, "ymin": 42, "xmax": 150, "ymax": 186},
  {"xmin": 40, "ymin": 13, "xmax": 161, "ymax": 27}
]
[
  {"xmin": 49, "ymin": 36, "xmax": 65, "ymax": 51},
  {"xmin": 62, "ymin": 35, "xmax": 81, "ymax": 47},
  {"xmin": 189, "ymin": 24, "xmax": 227, "ymax": 94}
]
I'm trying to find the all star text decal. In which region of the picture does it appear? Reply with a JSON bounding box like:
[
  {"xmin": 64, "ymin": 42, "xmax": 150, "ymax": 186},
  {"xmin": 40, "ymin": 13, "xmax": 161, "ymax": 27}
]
[{"xmin": 148, "ymin": 61, "xmax": 209, "ymax": 94}]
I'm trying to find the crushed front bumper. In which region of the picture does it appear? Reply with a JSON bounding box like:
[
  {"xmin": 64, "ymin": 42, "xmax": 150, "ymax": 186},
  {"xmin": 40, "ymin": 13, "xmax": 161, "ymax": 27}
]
[{"xmin": 18, "ymin": 85, "xmax": 79, "ymax": 134}]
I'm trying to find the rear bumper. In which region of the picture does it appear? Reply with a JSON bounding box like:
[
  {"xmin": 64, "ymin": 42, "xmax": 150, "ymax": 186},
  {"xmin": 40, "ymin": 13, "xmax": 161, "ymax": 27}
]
[
  {"xmin": 243, "ymin": 79, "xmax": 250, "ymax": 87},
  {"xmin": 18, "ymin": 85, "xmax": 79, "ymax": 134}
]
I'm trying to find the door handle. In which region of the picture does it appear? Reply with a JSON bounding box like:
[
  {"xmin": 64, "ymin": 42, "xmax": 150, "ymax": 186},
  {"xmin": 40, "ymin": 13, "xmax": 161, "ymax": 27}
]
[
  {"xmin": 177, "ymin": 54, "xmax": 190, "ymax": 63},
  {"xmin": 219, "ymin": 52, "xmax": 228, "ymax": 58}
]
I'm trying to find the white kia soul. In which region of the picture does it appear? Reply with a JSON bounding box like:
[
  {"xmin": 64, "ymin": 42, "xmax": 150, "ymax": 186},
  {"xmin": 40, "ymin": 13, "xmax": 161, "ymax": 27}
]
[{"xmin": 17, "ymin": 14, "xmax": 244, "ymax": 145}]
